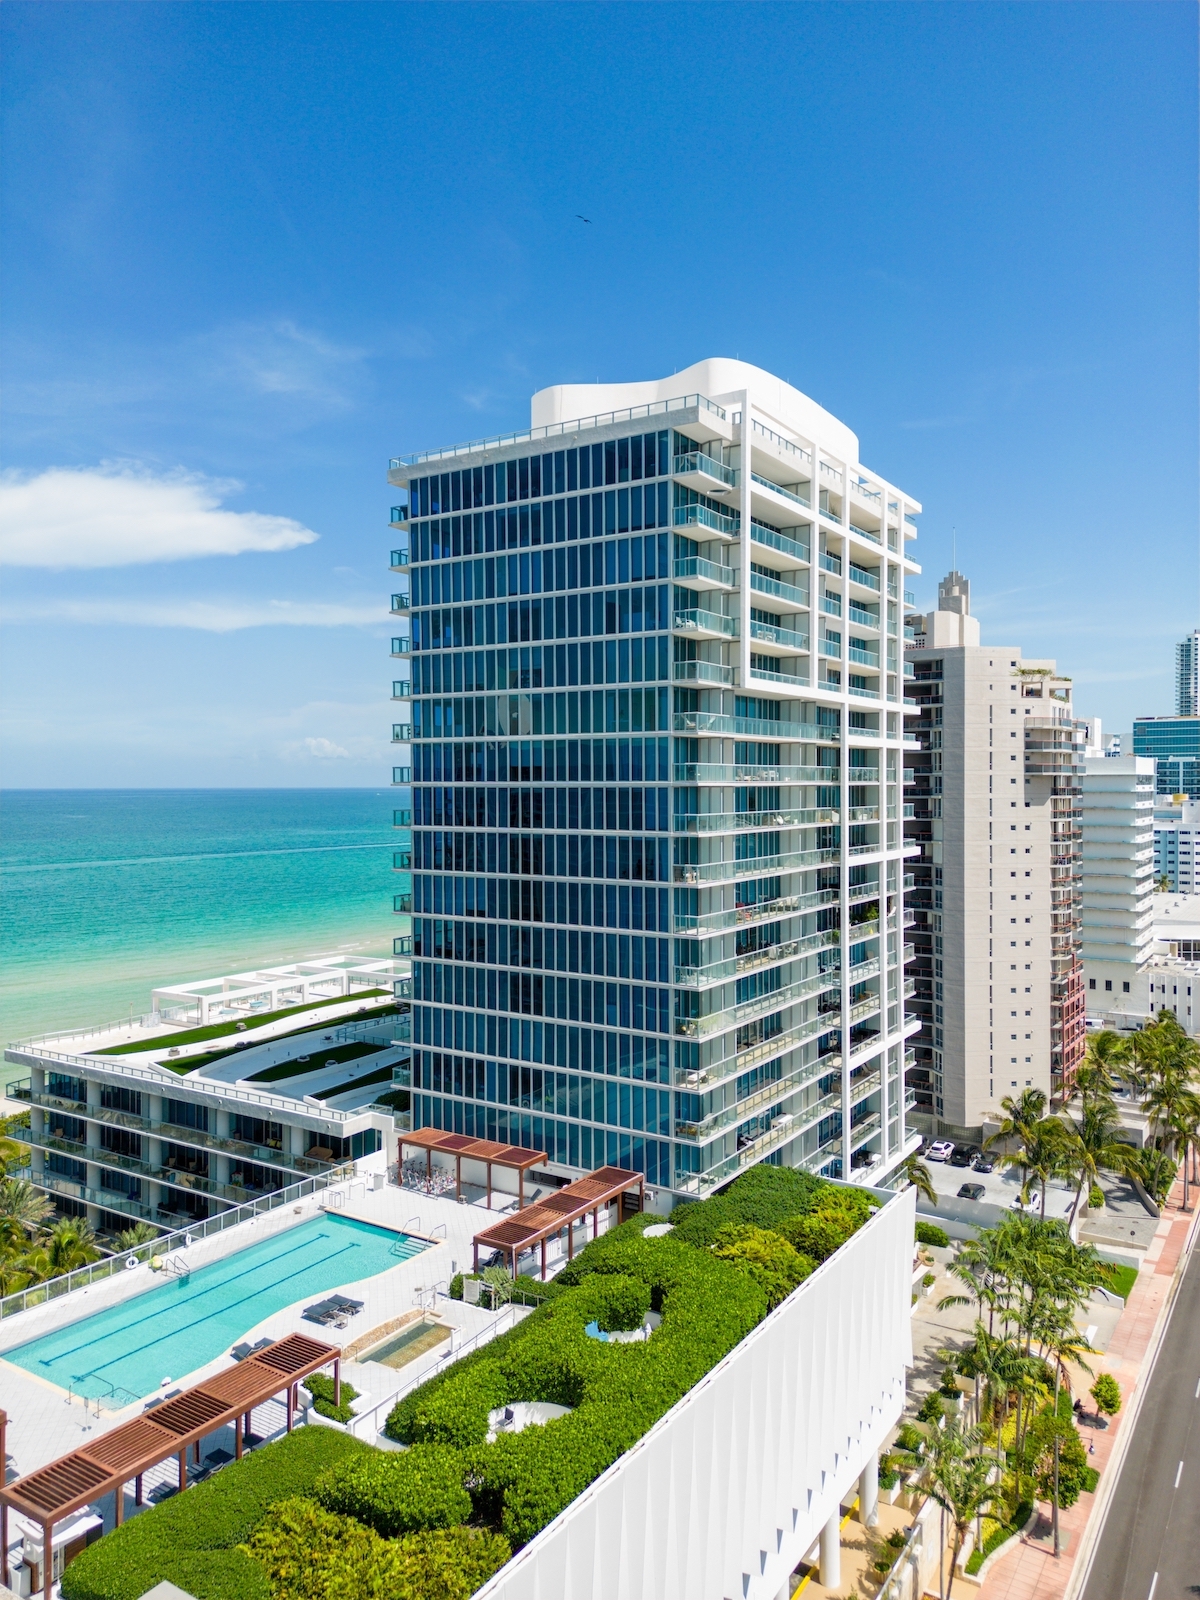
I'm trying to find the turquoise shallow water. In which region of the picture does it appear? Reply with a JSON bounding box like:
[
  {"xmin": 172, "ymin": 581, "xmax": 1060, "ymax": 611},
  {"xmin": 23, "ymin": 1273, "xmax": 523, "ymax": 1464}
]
[
  {"xmin": 3, "ymin": 1214, "xmax": 426, "ymax": 1404},
  {"xmin": 0, "ymin": 790, "xmax": 396, "ymax": 1046}
]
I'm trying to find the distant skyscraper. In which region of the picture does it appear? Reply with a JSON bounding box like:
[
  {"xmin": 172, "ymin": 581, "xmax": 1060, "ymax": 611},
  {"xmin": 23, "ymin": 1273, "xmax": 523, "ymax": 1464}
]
[
  {"xmin": 1177, "ymin": 630, "xmax": 1200, "ymax": 717},
  {"xmin": 1132, "ymin": 716, "xmax": 1200, "ymax": 799}
]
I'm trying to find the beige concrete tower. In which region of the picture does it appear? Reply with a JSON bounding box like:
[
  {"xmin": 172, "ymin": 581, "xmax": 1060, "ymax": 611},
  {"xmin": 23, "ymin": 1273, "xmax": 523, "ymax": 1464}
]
[{"xmin": 904, "ymin": 574, "xmax": 1086, "ymax": 1134}]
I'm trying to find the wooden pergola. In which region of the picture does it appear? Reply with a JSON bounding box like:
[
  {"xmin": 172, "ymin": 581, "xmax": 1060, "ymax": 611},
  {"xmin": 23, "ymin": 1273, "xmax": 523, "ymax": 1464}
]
[
  {"xmin": 0, "ymin": 1332, "xmax": 339, "ymax": 1600},
  {"xmin": 472, "ymin": 1165, "xmax": 644, "ymax": 1280},
  {"xmin": 398, "ymin": 1128, "xmax": 546, "ymax": 1208}
]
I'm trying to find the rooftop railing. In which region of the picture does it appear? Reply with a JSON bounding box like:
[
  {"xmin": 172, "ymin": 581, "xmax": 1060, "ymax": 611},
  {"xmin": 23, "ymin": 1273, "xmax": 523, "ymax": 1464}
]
[{"xmin": 391, "ymin": 394, "xmax": 727, "ymax": 469}]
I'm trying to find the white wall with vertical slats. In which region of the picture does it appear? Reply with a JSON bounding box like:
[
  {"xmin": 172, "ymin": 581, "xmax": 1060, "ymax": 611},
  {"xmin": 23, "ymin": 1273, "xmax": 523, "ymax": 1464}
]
[{"xmin": 473, "ymin": 1184, "xmax": 915, "ymax": 1600}]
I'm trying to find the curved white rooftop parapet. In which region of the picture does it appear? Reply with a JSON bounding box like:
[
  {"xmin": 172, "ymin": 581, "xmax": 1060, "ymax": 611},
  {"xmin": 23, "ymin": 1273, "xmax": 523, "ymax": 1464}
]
[{"xmin": 531, "ymin": 357, "xmax": 860, "ymax": 467}]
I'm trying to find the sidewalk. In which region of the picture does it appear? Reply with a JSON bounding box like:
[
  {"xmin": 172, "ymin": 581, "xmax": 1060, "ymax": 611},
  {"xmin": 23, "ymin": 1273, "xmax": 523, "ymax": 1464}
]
[{"xmin": 977, "ymin": 1173, "xmax": 1200, "ymax": 1600}]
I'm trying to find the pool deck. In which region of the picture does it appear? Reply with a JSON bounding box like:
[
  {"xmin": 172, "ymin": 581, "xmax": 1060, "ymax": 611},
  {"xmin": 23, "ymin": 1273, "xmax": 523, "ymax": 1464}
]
[{"xmin": 0, "ymin": 1174, "xmax": 606, "ymax": 1485}]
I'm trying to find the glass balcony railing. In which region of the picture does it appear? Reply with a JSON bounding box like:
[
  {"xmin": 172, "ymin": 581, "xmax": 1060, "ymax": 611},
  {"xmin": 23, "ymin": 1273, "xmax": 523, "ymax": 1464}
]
[
  {"xmin": 674, "ymin": 450, "xmax": 739, "ymax": 486},
  {"xmin": 821, "ymin": 594, "xmax": 842, "ymax": 617},
  {"xmin": 673, "ymin": 660, "xmax": 735, "ymax": 685},
  {"xmin": 390, "ymin": 548, "xmax": 410, "ymax": 568},
  {"xmin": 672, "ymin": 845, "xmax": 841, "ymax": 886},
  {"xmin": 848, "ymin": 562, "xmax": 880, "ymax": 591},
  {"xmin": 673, "ymin": 556, "xmax": 737, "ymax": 587},
  {"xmin": 848, "ymin": 605, "xmax": 880, "ymax": 630},
  {"xmin": 671, "ymin": 710, "xmax": 834, "ymax": 741},
  {"xmin": 749, "ymin": 620, "xmax": 809, "ymax": 651},
  {"xmin": 750, "ymin": 523, "xmax": 811, "ymax": 565},
  {"xmin": 674, "ymin": 503, "xmax": 739, "ymax": 537},
  {"xmin": 673, "ymin": 608, "xmax": 738, "ymax": 638},
  {"xmin": 672, "ymin": 886, "xmax": 839, "ymax": 936},
  {"xmin": 676, "ymin": 805, "xmax": 839, "ymax": 833},
  {"xmin": 750, "ymin": 472, "xmax": 810, "ymax": 510},
  {"xmin": 849, "ymin": 644, "xmax": 880, "ymax": 668},
  {"xmin": 750, "ymin": 571, "xmax": 807, "ymax": 607}
]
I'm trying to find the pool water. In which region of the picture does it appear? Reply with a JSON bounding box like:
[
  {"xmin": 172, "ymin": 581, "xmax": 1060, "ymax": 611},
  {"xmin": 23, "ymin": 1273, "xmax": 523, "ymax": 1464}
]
[
  {"xmin": 2, "ymin": 1214, "xmax": 426, "ymax": 1406},
  {"xmin": 365, "ymin": 1316, "xmax": 451, "ymax": 1370}
]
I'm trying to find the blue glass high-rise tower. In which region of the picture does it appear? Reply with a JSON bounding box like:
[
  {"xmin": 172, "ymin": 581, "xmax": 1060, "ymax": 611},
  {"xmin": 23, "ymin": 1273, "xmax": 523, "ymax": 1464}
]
[{"xmin": 387, "ymin": 359, "xmax": 922, "ymax": 1206}]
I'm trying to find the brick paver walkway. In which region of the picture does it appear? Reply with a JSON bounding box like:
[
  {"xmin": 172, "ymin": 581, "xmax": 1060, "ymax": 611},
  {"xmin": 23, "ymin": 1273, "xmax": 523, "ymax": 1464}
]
[{"xmin": 977, "ymin": 1176, "xmax": 1200, "ymax": 1600}]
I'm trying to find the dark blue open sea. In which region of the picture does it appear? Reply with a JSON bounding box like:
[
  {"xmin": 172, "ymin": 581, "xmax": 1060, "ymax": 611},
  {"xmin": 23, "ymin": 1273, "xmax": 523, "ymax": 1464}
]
[{"xmin": 0, "ymin": 791, "xmax": 396, "ymax": 1045}]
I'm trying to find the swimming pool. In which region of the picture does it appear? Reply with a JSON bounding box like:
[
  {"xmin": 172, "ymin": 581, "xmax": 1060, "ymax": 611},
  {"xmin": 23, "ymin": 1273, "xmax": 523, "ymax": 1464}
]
[{"xmin": 2, "ymin": 1214, "xmax": 426, "ymax": 1406}]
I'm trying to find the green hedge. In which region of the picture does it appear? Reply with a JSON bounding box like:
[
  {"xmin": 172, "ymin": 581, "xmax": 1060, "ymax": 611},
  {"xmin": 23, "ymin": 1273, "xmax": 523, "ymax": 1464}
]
[
  {"xmin": 384, "ymin": 1169, "xmax": 878, "ymax": 1548},
  {"xmin": 668, "ymin": 1164, "xmax": 827, "ymax": 1246},
  {"xmin": 61, "ymin": 1427, "xmax": 367, "ymax": 1600},
  {"xmin": 915, "ymin": 1221, "xmax": 950, "ymax": 1248},
  {"xmin": 242, "ymin": 1496, "xmax": 511, "ymax": 1600},
  {"xmin": 313, "ymin": 1443, "xmax": 471, "ymax": 1534}
]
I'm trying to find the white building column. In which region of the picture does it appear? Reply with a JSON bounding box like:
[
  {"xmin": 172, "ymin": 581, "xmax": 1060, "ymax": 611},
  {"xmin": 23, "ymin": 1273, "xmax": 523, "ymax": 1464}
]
[
  {"xmin": 819, "ymin": 1508, "xmax": 841, "ymax": 1588},
  {"xmin": 859, "ymin": 1447, "xmax": 879, "ymax": 1527}
]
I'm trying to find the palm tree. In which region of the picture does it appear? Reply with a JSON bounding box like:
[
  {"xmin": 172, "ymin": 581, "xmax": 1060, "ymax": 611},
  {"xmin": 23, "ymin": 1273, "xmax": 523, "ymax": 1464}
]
[
  {"xmin": 1031, "ymin": 1313, "xmax": 1094, "ymax": 1556},
  {"xmin": 1073, "ymin": 1030, "xmax": 1125, "ymax": 1107},
  {"xmin": 0, "ymin": 1176, "xmax": 55, "ymax": 1232},
  {"xmin": 900, "ymin": 1150, "xmax": 938, "ymax": 1207},
  {"xmin": 1061, "ymin": 1099, "xmax": 1130, "ymax": 1221},
  {"xmin": 113, "ymin": 1221, "xmax": 161, "ymax": 1251},
  {"xmin": 43, "ymin": 1216, "xmax": 100, "ymax": 1274},
  {"xmin": 985, "ymin": 1089, "xmax": 1048, "ymax": 1194},
  {"xmin": 919, "ymin": 1419, "xmax": 1005, "ymax": 1598},
  {"xmin": 993, "ymin": 1116, "xmax": 1069, "ymax": 1218}
]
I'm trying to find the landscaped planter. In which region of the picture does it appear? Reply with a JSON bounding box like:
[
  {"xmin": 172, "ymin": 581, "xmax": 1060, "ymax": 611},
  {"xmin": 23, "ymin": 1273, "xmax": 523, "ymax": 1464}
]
[{"xmin": 471, "ymin": 1187, "xmax": 916, "ymax": 1600}]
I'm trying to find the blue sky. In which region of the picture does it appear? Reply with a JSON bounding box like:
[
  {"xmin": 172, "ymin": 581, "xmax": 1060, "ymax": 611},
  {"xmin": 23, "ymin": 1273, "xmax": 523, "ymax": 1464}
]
[{"xmin": 1, "ymin": 2, "xmax": 1195, "ymax": 786}]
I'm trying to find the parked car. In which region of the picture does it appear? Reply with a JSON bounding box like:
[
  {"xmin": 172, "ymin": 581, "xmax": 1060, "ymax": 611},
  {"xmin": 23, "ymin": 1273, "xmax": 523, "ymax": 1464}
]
[
  {"xmin": 927, "ymin": 1140, "xmax": 955, "ymax": 1162},
  {"xmin": 1010, "ymin": 1194, "xmax": 1037, "ymax": 1212},
  {"xmin": 949, "ymin": 1145, "xmax": 982, "ymax": 1169},
  {"xmin": 974, "ymin": 1154, "xmax": 996, "ymax": 1174},
  {"xmin": 957, "ymin": 1182, "xmax": 986, "ymax": 1201}
]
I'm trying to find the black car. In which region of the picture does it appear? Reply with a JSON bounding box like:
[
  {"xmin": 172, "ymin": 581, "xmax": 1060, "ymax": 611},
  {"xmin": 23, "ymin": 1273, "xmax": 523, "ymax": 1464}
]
[
  {"xmin": 949, "ymin": 1145, "xmax": 982, "ymax": 1168},
  {"xmin": 957, "ymin": 1182, "xmax": 986, "ymax": 1201},
  {"xmin": 974, "ymin": 1154, "xmax": 996, "ymax": 1174}
]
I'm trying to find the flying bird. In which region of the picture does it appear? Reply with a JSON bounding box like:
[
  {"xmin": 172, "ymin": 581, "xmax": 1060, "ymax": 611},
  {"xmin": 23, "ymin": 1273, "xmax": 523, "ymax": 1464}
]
[{"xmin": 576, "ymin": 214, "xmax": 592, "ymax": 223}]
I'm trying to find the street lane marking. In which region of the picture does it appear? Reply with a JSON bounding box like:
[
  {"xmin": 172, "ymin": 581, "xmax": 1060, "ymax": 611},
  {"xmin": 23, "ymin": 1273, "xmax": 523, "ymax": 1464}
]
[
  {"xmin": 1174, "ymin": 1461, "xmax": 1183, "ymax": 1488},
  {"xmin": 1147, "ymin": 1573, "xmax": 1158, "ymax": 1600}
]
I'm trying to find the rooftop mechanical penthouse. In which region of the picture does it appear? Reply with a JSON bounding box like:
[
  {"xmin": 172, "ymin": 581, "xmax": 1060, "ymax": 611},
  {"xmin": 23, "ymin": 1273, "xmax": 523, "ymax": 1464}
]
[{"xmin": 387, "ymin": 358, "xmax": 924, "ymax": 1204}]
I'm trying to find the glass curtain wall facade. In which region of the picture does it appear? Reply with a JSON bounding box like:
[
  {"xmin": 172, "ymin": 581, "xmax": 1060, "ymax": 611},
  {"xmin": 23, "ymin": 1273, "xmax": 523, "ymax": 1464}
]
[
  {"xmin": 387, "ymin": 375, "xmax": 922, "ymax": 1200},
  {"xmin": 1133, "ymin": 716, "xmax": 1200, "ymax": 800}
]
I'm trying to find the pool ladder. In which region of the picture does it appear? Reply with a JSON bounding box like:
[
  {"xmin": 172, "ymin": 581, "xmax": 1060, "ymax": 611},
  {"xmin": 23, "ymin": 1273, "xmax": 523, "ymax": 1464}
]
[{"xmin": 162, "ymin": 1254, "xmax": 191, "ymax": 1281}]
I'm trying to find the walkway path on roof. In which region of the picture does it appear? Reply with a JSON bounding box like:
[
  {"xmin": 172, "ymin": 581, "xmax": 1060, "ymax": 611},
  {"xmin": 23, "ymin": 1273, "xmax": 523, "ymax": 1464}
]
[{"xmin": 0, "ymin": 1176, "xmax": 551, "ymax": 1482}]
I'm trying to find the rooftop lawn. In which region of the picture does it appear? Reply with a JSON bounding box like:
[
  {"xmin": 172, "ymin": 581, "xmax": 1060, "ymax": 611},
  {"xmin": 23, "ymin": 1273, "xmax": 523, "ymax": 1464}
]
[{"xmin": 94, "ymin": 990, "xmax": 394, "ymax": 1056}]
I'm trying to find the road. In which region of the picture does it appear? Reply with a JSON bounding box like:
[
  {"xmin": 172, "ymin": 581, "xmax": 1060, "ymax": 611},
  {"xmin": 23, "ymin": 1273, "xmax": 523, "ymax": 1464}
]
[{"xmin": 1079, "ymin": 1225, "xmax": 1200, "ymax": 1600}]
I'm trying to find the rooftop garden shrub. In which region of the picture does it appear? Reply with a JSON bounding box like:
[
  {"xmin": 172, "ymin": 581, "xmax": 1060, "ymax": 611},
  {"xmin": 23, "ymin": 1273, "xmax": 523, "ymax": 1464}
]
[
  {"xmin": 241, "ymin": 1496, "xmax": 511, "ymax": 1600},
  {"xmin": 313, "ymin": 1443, "xmax": 471, "ymax": 1535},
  {"xmin": 386, "ymin": 1170, "xmax": 878, "ymax": 1552},
  {"xmin": 915, "ymin": 1221, "xmax": 950, "ymax": 1248},
  {"xmin": 710, "ymin": 1224, "xmax": 814, "ymax": 1308},
  {"xmin": 60, "ymin": 1427, "xmax": 366, "ymax": 1600},
  {"xmin": 668, "ymin": 1164, "xmax": 825, "ymax": 1246},
  {"xmin": 779, "ymin": 1212, "xmax": 854, "ymax": 1263},
  {"xmin": 303, "ymin": 1372, "xmax": 359, "ymax": 1423}
]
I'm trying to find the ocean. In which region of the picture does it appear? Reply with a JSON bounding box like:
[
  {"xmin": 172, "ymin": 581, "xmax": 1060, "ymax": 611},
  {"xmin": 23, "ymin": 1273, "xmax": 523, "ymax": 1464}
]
[{"xmin": 0, "ymin": 790, "xmax": 397, "ymax": 1047}]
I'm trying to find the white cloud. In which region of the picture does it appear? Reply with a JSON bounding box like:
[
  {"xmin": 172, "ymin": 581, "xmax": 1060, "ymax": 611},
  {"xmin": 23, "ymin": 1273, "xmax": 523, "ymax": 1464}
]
[
  {"xmin": 0, "ymin": 464, "xmax": 319, "ymax": 568},
  {"xmin": 1, "ymin": 597, "xmax": 387, "ymax": 632},
  {"xmin": 303, "ymin": 737, "xmax": 350, "ymax": 759}
]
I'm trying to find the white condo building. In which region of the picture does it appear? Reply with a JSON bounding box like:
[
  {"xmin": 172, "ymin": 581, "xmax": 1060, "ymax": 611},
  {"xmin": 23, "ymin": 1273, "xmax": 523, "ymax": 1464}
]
[
  {"xmin": 1153, "ymin": 799, "xmax": 1200, "ymax": 894},
  {"xmin": 1080, "ymin": 756, "xmax": 1155, "ymax": 1014},
  {"xmin": 387, "ymin": 358, "xmax": 924, "ymax": 1197}
]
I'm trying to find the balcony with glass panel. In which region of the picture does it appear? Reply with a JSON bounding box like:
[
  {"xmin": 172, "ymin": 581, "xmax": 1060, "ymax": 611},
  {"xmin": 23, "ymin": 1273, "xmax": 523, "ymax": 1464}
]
[
  {"xmin": 673, "ymin": 607, "xmax": 738, "ymax": 641},
  {"xmin": 673, "ymin": 450, "xmax": 739, "ymax": 494},
  {"xmin": 673, "ymin": 555, "xmax": 738, "ymax": 591},
  {"xmin": 748, "ymin": 618, "xmax": 809, "ymax": 654}
]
